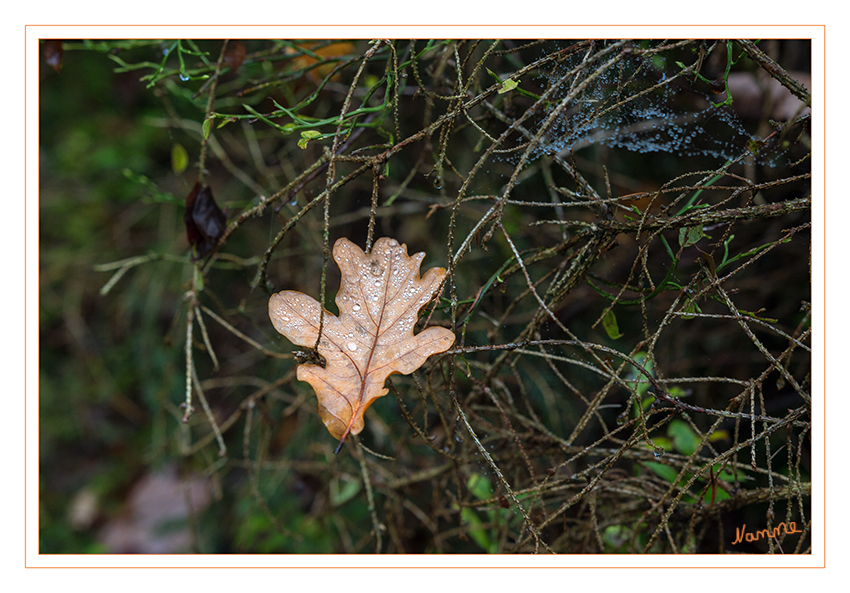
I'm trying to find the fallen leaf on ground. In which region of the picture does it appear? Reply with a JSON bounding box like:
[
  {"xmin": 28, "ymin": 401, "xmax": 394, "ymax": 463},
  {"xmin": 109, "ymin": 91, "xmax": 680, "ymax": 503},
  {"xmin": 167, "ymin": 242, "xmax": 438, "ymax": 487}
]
[{"xmin": 269, "ymin": 237, "xmax": 455, "ymax": 451}]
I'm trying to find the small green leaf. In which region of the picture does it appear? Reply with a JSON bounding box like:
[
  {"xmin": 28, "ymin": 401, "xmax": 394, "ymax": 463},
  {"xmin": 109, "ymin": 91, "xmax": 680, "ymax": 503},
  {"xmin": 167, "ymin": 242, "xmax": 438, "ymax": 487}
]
[
  {"xmin": 736, "ymin": 308, "xmax": 778, "ymax": 323},
  {"xmin": 602, "ymin": 309, "xmax": 623, "ymax": 339},
  {"xmin": 625, "ymin": 351, "xmax": 654, "ymax": 399},
  {"xmin": 363, "ymin": 74, "xmax": 380, "ymax": 88},
  {"xmin": 602, "ymin": 525, "xmax": 633, "ymax": 551},
  {"xmin": 668, "ymin": 386, "xmax": 687, "ymax": 398},
  {"xmin": 202, "ymin": 117, "xmax": 211, "ymax": 140},
  {"xmin": 461, "ymin": 507, "xmax": 494, "ymax": 553},
  {"xmin": 710, "ymin": 463, "xmax": 737, "ymax": 482},
  {"xmin": 467, "ymin": 473, "xmax": 493, "ymax": 501},
  {"xmin": 681, "ymin": 298, "xmax": 701, "ymax": 319},
  {"xmin": 171, "ymin": 143, "xmax": 189, "ymax": 174},
  {"xmin": 704, "ymin": 487, "xmax": 731, "ymax": 503},
  {"xmin": 708, "ymin": 430, "xmax": 729, "ymax": 442},
  {"xmin": 298, "ymin": 129, "xmax": 322, "ymax": 149},
  {"xmin": 668, "ymin": 419, "xmax": 701, "ymax": 456},
  {"xmin": 652, "ymin": 436, "xmax": 673, "ymax": 451},
  {"xmin": 678, "ymin": 226, "xmax": 704, "ymax": 248},
  {"xmin": 498, "ymin": 79, "xmax": 518, "ymax": 94},
  {"xmin": 645, "ymin": 461, "xmax": 678, "ymax": 483}
]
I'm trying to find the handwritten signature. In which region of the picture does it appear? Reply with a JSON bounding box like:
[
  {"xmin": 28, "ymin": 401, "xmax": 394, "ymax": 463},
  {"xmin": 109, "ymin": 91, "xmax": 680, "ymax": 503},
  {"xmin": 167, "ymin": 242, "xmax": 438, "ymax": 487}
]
[{"xmin": 732, "ymin": 522, "xmax": 803, "ymax": 545}]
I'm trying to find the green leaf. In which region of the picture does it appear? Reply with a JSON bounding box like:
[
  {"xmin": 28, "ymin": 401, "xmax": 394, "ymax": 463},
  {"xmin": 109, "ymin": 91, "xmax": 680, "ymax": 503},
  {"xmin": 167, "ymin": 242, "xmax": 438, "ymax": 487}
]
[
  {"xmin": 708, "ymin": 429, "xmax": 729, "ymax": 442},
  {"xmin": 706, "ymin": 487, "xmax": 731, "ymax": 503},
  {"xmin": 202, "ymin": 117, "xmax": 211, "ymax": 140},
  {"xmin": 736, "ymin": 308, "xmax": 778, "ymax": 323},
  {"xmin": 625, "ymin": 351, "xmax": 654, "ymax": 399},
  {"xmin": 498, "ymin": 79, "xmax": 518, "ymax": 94},
  {"xmin": 652, "ymin": 436, "xmax": 673, "ymax": 451},
  {"xmin": 602, "ymin": 309, "xmax": 624, "ymax": 339},
  {"xmin": 716, "ymin": 235, "xmax": 792, "ymax": 274},
  {"xmin": 461, "ymin": 507, "xmax": 495, "ymax": 553},
  {"xmin": 485, "ymin": 68, "xmax": 501, "ymax": 82},
  {"xmin": 710, "ymin": 463, "xmax": 737, "ymax": 482},
  {"xmin": 645, "ymin": 461, "xmax": 678, "ymax": 483},
  {"xmin": 681, "ymin": 298, "xmax": 701, "ymax": 320},
  {"xmin": 171, "ymin": 143, "xmax": 189, "ymax": 174},
  {"xmin": 298, "ymin": 129, "xmax": 322, "ymax": 149},
  {"xmin": 602, "ymin": 525, "xmax": 633, "ymax": 552},
  {"xmin": 678, "ymin": 225, "xmax": 704, "ymax": 248},
  {"xmin": 668, "ymin": 419, "xmax": 701, "ymax": 455},
  {"xmin": 467, "ymin": 473, "xmax": 493, "ymax": 501}
]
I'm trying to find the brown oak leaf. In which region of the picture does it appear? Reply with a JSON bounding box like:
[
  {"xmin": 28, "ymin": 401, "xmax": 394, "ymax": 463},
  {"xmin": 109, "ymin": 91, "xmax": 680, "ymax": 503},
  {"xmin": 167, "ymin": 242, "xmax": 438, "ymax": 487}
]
[{"xmin": 269, "ymin": 237, "xmax": 455, "ymax": 451}]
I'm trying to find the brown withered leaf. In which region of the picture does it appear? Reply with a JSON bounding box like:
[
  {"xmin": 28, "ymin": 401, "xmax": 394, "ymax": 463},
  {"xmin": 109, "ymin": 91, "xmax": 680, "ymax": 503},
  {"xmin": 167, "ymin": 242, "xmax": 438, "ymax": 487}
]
[
  {"xmin": 223, "ymin": 40, "xmax": 246, "ymax": 73},
  {"xmin": 184, "ymin": 182, "xmax": 226, "ymax": 259},
  {"xmin": 269, "ymin": 237, "xmax": 455, "ymax": 451}
]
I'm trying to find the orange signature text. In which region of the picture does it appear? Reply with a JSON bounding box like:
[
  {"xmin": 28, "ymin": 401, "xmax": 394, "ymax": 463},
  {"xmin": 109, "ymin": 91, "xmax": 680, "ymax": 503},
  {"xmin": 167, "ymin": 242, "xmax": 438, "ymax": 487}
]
[{"xmin": 732, "ymin": 522, "xmax": 802, "ymax": 545}]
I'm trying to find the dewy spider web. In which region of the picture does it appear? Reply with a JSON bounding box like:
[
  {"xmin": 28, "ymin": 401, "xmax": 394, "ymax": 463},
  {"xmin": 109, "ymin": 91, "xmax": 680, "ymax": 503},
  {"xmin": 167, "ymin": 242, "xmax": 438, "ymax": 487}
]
[{"xmin": 521, "ymin": 41, "xmax": 791, "ymax": 166}]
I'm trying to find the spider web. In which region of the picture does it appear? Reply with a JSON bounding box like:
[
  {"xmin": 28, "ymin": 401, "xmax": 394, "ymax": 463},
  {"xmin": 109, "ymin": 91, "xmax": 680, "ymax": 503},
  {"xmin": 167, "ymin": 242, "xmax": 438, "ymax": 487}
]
[{"xmin": 525, "ymin": 42, "xmax": 789, "ymax": 166}]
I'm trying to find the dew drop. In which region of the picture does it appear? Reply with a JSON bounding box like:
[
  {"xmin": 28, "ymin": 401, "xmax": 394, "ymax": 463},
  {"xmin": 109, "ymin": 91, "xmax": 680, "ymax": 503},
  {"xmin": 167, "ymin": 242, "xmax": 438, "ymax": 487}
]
[
  {"xmin": 347, "ymin": 342, "xmax": 358, "ymax": 351},
  {"xmin": 352, "ymin": 304, "xmax": 361, "ymax": 312}
]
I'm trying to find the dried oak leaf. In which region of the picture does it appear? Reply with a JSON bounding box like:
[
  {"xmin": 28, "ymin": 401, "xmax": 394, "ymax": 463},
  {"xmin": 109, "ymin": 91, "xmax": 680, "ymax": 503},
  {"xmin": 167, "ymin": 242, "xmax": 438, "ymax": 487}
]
[{"xmin": 269, "ymin": 237, "xmax": 455, "ymax": 449}]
